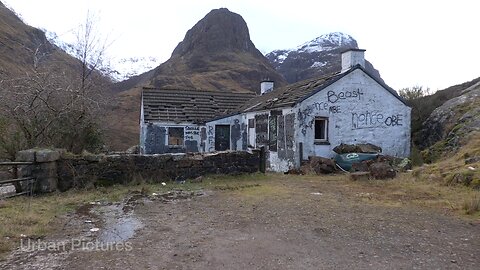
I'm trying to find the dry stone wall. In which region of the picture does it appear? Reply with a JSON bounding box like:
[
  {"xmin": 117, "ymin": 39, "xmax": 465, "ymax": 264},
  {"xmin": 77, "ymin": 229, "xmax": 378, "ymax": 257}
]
[{"xmin": 16, "ymin": 149, "xmax": 260, "ymax": 193}]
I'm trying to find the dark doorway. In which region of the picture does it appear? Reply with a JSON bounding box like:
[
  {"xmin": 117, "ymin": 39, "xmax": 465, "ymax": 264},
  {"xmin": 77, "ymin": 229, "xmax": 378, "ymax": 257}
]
[{"xmin": 215, "ymin": 125, "xmax": 230, "ymax": 151}]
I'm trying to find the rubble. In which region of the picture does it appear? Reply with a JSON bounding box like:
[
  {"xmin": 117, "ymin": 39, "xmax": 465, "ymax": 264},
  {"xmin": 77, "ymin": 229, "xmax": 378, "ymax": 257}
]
[
  {"xmin": 333, "ymin": 143, "xmax": 382, "ymax": 154},
  {"xmin": 300, "ymin": 156, "xmax": 337, "ymax": 175}
]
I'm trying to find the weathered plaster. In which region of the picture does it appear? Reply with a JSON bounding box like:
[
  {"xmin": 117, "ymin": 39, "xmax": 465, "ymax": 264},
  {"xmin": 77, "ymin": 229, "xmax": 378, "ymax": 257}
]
[
  {"xmin": 294, "ymin": 69, "xmax": 411, "ymax": 160},
  {"xmin": 206, "ymin": 115, "xmax": 247, "ymax": 152},
  {"xmin": 141, "ymin": 122, "xmax": 204, "ymax": 154}
]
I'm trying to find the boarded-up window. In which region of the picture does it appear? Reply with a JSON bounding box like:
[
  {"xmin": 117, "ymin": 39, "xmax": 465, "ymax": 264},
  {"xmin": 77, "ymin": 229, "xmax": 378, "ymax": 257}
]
[
  {"xmin": 255, "ymin": 114, "xmax": 269, "ymax": 147},
  {"xmin": 168, "ymin": 127, "xmax": 184, "ymax": 146},
  {"xmin": 314, "ymin": 118, "xmax": 328, "ymax": 141}
]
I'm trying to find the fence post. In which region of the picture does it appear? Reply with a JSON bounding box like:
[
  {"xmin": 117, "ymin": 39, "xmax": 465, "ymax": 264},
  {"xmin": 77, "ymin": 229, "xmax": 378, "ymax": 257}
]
[{"xmin": 12, "ymin": 164, "xmax": 23, "ymax": 193}]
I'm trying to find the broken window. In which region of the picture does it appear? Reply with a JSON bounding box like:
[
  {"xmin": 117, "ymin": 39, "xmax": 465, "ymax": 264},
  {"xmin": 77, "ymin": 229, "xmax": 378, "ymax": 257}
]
[
  {"xmin": 168, "ymin": 127, "xmax": 184, "ymax": 146},
  {"xmin": 314, "ymin": 117, "xmax": 328, "ymax": 142}
]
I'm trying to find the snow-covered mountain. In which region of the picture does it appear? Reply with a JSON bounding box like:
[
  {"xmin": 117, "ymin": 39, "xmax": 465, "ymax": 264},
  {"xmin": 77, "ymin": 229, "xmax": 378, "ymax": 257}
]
[
  {"xmin": 109, "ymin": 56, "xmax": 161, "ymax": 82},
  {"xmin": 265, "ymin": 32, "xmax": 382, "ymax": 83},
  {"xmin": 45, "ymin": 31, "xmax": 162, "ymax": 82}
]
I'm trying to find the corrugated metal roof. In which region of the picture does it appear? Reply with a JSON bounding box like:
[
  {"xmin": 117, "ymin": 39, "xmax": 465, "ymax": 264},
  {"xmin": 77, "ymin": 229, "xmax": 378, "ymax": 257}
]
[{"xmin": 142, "ymin": 88, "xmax": 255, "ymax": 124}]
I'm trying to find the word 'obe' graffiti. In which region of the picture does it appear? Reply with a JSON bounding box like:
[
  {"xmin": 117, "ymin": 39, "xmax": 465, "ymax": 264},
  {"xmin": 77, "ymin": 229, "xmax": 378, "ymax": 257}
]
[{"xmin": 351, "ymin": 111, "xmax": 403, "ymax": 129}]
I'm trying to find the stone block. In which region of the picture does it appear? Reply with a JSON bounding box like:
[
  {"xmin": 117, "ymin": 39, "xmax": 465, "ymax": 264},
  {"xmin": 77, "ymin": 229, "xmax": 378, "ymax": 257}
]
[
  {"xmin": 35, "ymin": 177, "xmax": 58, "ymax": 193},
  {"xmin": 16, "ymin": 149, "xmax": 36, "ymax": 162},
  {"xmin": 35, "ymin": 149, "xmax": 61, "ymax": 162}
]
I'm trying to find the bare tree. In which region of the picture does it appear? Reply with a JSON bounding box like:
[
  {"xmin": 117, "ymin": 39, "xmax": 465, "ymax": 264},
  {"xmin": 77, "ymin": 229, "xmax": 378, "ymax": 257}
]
[{"xmin": 0, "ymin": 12, "xmax": 112, "ymax": 158}]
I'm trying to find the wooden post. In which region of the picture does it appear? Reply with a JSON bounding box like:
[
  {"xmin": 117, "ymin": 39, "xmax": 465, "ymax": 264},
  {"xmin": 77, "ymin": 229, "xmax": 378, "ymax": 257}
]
[{"xmin": 12, "ymin": 164, "xmax": 23, "ymax": 193}]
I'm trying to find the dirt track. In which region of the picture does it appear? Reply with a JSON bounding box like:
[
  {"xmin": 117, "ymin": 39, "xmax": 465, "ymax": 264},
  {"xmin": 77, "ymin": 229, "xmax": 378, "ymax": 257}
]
[{"xmin": 2, "ymin": 174, "xmax": 480, "ymax": 269}]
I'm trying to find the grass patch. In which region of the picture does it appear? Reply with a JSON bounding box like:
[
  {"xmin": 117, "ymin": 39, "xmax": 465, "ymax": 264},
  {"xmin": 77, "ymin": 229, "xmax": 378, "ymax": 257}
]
[
  {"xmin": 343, "ymin": 171, "xmax": 480, "ymax": 219},
  {"xmin": 414, "ymin": 132, "xmax": 479, "ymax": 189},
  {"xmin": 462, "ymin": 195, "xmax": 480, "ymax": 215}
]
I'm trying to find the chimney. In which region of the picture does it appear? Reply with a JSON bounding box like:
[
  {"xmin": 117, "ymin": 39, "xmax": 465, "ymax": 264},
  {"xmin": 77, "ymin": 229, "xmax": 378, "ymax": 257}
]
[
  {"xmin": 260, "ymin": 80, "xmax": 274, "ymax": 95},
  {"xmin": 341, "ymin": 49, "xmax": 366, "ymax": 72}
]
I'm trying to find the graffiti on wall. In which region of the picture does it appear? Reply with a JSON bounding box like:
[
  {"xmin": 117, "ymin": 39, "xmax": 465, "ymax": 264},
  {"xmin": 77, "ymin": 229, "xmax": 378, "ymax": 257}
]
[
  {"xmin": 351, "ymin": 111, "xmax": 403, "ymax": 130},
  {"xmin": 207, "ymin": 125, "xmax": 214, "ymax": 151},
  {"xmin": 241, "ymin": 123, "xmax": 247, "ymax": 150},
  {"xmin": 231, "ymin": 119, "xmax": 241, "ymax": 151},
  {"xmin": 327, "ymin": 89, "xmax": 364, "ymax": 103},
  {"xmin": 184, "ymin": 126, "xmax": 200, "ymax": 152},
  {"xmin": 185, "ymin": 126, "xmax": 200, "ymax": 140},
  {"xmin": 299, "ymin": 87, "xmax": 404, "ymax": 133},
  {"xmin": 145, "ymin": 125, "xmax": 166, "ymax": 154}
]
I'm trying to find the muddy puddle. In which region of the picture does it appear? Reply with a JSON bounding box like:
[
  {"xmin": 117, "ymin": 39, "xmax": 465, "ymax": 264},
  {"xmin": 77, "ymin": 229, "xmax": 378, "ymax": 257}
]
[
  {"xmin": 89, "ymin": 190, "xmax": 206, "ymax": 243},
  {"xmin": 92, "ymin": 204, "xmax": 143, "ymax": 243}
]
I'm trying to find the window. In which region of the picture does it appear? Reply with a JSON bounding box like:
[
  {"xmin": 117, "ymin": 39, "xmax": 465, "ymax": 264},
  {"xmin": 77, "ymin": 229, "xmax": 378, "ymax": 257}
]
[
  {"xmin": 314, "ymin": 117, "xmax": 328, "ymax": 142},
  {"xmin": 168, "ymin": 127, "xmax": 184, "ymax": 146}
]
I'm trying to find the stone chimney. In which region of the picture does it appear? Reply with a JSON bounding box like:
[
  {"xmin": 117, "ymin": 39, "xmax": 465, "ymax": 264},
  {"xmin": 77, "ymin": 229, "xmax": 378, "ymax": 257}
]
[
  {"xmin": 341, "ymin": 49, "xmax": 366, "ymax": 72},
  {"xmin": 260, "ymin": 80, "xmax": 274, "ymax": 95}
]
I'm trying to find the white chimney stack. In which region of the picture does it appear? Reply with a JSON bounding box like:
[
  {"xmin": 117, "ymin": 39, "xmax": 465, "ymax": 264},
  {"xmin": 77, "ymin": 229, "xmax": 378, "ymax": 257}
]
[
  {"xmin": 260, "ymin": 80, "xmax": 274, "ymax": 95},
  {"xmin": 341, "ymin": 49, "xmax": 366, "ymax": 73}
]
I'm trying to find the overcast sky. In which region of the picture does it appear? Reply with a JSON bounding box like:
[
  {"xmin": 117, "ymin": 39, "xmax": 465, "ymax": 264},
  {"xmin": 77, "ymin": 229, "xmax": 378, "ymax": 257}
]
[{"xmin": 3, "ymin": 0, "xmax": 479, "ymax": 91}]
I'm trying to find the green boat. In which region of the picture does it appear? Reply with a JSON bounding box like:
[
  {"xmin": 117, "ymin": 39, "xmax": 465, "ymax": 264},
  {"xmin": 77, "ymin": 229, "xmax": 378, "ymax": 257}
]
[{"xmin": 334, "ymin": 153, "xmax": 379, "ymax": 171}]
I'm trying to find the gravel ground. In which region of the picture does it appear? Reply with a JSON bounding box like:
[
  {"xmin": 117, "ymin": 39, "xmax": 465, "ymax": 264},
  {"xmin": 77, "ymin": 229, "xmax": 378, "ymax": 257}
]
[{"xmin": 2, "ymin": 175, "xmax": 479, "ymax": 269}]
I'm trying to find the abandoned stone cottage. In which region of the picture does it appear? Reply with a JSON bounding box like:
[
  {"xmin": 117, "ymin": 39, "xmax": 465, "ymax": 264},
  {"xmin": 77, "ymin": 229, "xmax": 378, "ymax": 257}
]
[{"xmin": 140, "ymin": 49, "xmax": 411, "ymax": 172}]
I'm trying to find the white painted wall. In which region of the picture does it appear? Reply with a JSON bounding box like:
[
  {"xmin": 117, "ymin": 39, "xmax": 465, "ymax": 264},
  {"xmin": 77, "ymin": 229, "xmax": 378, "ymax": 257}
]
[
  {"xmin": 294, "ymin": 69, "xmax": 411, "ymax": 160},
  {"xmin": 206, "ymin": 114, "xmax": 246, "ymax": 152},
  {"xmin": 341, "ymin": 50, "xmax": 366, "ymax": 72}
]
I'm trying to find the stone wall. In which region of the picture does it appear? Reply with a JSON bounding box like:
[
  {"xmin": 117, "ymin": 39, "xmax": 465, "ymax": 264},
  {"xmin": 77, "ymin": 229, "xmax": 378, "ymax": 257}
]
[
  {"xmin": 16, "ymin": 149, "xmax": 61, "ymax": 193},
  {"xmin": 16, "ymin": 149, "xmax": 260, "ymax": 193},
  {"xmin": 57, "ymin": 151, "xmax": 260, "ymax": 191}
]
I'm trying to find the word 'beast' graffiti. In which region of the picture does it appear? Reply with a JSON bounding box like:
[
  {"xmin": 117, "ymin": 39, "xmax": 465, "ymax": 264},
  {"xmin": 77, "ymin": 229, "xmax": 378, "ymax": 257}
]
[
  {"xmin": 327, "ymin": 89, "xmax": 364, "ymax": 103},
  {"xmin": 351, "ymin": 111, "xmax": 403, "ymax": 130}
]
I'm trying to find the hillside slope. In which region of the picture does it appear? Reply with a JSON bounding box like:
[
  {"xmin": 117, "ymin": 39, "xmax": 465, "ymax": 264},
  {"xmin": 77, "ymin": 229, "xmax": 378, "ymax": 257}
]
[{"xmin": 0, "ymin": 2, "xmax": 80, "ymax": 78}]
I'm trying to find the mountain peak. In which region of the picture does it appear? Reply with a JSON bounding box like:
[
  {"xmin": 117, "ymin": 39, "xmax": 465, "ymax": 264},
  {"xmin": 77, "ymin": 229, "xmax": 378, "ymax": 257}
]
[
  {"xmin": 297, "ymin": 32, "xmax": 357, "ymax": 53},
  {"xmin": 171, "ymin": 8, "xmax": 259, "ymax": 58},
  {"xmin": 265, "ymin": 32, "xmax": 382, "ymax": 84}
]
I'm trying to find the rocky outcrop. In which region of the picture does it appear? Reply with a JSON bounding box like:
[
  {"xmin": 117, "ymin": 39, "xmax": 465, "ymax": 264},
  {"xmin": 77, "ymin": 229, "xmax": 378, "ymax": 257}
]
[
  {"xmin": 265, "ymin": 32, "xmax": 383, "ymax": 84},
  {"xmin": 415, "ymin": 80, "xmax": 480, "ymax": 158}
]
